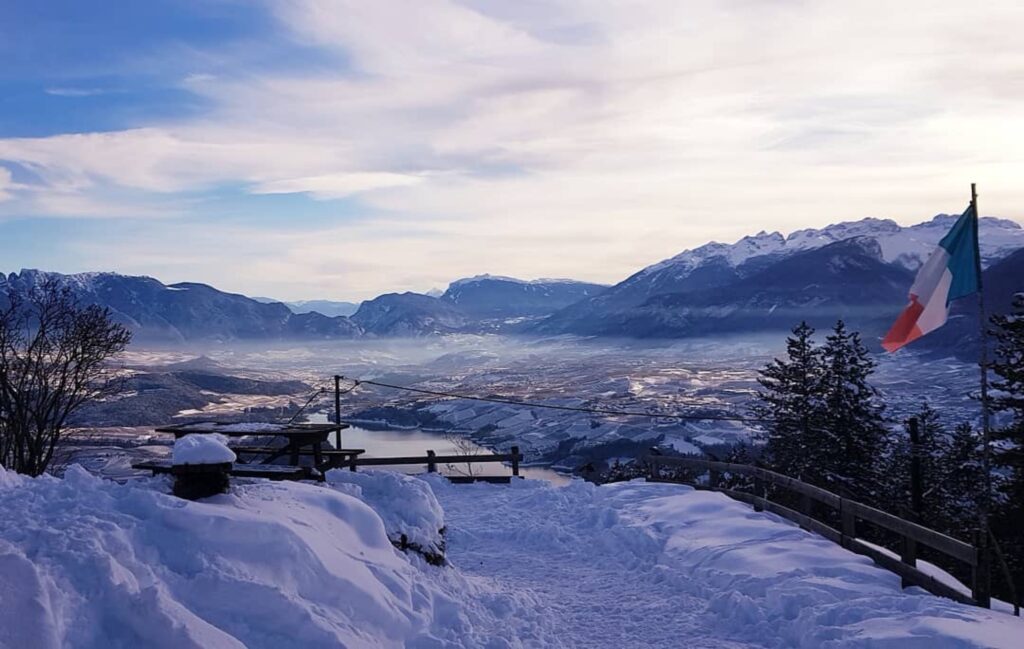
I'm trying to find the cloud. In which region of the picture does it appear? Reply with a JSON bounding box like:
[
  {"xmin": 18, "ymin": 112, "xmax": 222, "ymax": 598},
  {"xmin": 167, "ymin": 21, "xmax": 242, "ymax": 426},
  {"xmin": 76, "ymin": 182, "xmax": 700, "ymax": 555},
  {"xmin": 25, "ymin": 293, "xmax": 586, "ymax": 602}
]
[
  {"xmin": 44, "ymin": 87, "xmax": 107, "ymax": 97},
  {"xmin": 251, "ymin": 171, "xmax": 424, "ymax": 199},
  {"xmin": 0, "ymin": 167, "xmax": 12, "ymax": 201},
  {"xmin": 1, "ymin": 0, "xmax": 1024, "ymax": 297}
]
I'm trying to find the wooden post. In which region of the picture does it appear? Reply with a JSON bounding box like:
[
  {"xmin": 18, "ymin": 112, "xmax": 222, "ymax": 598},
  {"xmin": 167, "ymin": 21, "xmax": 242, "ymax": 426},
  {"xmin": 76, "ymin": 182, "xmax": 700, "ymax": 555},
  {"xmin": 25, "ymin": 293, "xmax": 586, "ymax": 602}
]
[
  {"xmin": 840, "ymin": 498, "xmax": 856, "ymax": 549},
  {"xmin": 649, "ymin": 457, "xmax": 660, "ymax": 481},
  {"xmin": 753, "ymin": 476, "xmax": 764, "ymax": 512},
  {"xmin": 334, "ymin": 375, "xmax": 343, "ymax": 450},
  {"xmin": 972, "ymin": 528, "xmax": 992, "ymax": 608},
  {"xmin": 800, "ymin": 492, "xmax": 812, "ymax": 517},
  {"xmin": 510, "ymin": 446, "xmax": 520, "ymax": 477},
  {"xmin": 427, "ymin": 449, "xmax": 437, "ymax": 473}
]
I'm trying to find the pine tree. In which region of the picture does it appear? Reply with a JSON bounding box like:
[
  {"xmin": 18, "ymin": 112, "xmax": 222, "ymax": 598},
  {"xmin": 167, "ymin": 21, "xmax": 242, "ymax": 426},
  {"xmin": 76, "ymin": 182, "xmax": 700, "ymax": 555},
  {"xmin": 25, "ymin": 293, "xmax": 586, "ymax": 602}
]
[
  {"xmin": 753, "ymin": 322, "xmax": 826, "ymax": 482},
  {"xmin": 886, "ymin": 403, "xmax": 947, "ymax": 517},
  {"xmin": 988, "ymin": 294, "xmax": 1024, "ymax": 596},
  {"xmin": 817, "ymin": 320, "xmax": 890, "ymax": 498},
  {"xmin": 990, "ymin": 294, "xmax": 1024, "ymax": 469},
  {"xmin": 939, "ymin": 422, "xmax": 985, "ymax": 536}
]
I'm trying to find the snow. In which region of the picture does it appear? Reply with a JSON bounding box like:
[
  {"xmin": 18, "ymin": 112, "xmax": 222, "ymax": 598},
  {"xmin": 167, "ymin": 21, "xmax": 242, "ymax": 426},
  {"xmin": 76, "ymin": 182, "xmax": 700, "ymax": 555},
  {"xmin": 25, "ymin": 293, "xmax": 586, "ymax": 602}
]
[
  {"xmin": 666, "ymin": 438, "xmax": 702, "ymax": 455},
  {"xmin": 640, "ymin": 214, "xmax": 1024, "ymax": 278},
  {"xmin": 172, "ymin": 433, "xmax": 237, "ymax": 465},
  {"xmin": 215, "ymin": 422, "xmax": 288, "ymax": 433},
  {"xmin": 1, "ymin": 466, "xmax": 1020, "ymax": 648},
  {"xmin": 326, "ymin": 469, "xmax": 445, "ymax": 557},
  {"xmin": 432, "ymin": 478, "xmax": 1023, "ymax": 648},
  {"xmin": 448, "ymin": 274, "xmax": 596, "ymax": 287},
  {"xmin": 0, "ymin": 465, "xmax": 536, "ymax": 648}
]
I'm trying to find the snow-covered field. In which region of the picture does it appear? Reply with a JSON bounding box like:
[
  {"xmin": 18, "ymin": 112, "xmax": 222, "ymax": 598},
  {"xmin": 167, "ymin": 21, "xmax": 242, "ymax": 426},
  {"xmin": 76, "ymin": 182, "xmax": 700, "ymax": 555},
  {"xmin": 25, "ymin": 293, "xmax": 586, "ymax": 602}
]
[{"xmin": 1, "ymin": 466, "xmax": 1019, "ymax": 648}]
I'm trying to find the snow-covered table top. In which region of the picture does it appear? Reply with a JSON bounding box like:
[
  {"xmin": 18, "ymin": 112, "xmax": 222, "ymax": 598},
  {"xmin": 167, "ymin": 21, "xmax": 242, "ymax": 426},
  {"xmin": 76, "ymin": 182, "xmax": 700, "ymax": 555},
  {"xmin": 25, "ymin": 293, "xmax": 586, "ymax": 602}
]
[{"xmin": 156, "ymin": 422, "xmax": 348, "ymax": 438}]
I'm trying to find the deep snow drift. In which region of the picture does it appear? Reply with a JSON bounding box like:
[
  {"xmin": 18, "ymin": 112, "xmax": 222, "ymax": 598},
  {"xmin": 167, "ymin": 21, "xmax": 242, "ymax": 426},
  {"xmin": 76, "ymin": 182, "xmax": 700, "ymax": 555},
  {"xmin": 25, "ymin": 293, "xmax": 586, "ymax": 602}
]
[
  {"xmin": 0, "ymin": 466, "xmax": 531, "ymax": 649},
  {"xmin": 0, "ymin": 467, "xmax": 1020, "ymax": 648}
]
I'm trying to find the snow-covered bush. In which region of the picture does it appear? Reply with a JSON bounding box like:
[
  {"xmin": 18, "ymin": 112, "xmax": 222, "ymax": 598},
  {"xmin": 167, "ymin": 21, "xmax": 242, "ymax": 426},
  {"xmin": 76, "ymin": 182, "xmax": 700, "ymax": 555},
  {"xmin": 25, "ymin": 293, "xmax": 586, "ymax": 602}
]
[{"xmin": 326, "ymin": 469, "xmax": 447, "ymax": 564}]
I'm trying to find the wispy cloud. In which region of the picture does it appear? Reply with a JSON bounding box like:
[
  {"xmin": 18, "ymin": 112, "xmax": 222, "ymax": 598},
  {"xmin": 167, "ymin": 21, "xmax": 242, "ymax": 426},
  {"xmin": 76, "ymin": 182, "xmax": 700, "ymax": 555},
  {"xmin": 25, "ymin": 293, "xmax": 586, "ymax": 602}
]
[
  {"xmin": 1, "ymin": 0, "xmax": 1024, "ymax": 298},
  {"xmin": 251, "ymin": 172, "xmax": 424, "ymax": 199},
  {"xmin": 44, "ymin": 87, "xmax": 108, "ymax": 98}
]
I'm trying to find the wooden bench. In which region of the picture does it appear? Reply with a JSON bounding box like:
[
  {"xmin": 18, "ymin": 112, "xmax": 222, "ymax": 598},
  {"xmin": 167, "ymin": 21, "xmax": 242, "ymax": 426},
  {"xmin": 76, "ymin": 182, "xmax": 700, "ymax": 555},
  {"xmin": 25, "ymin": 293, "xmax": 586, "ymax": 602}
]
[{"xmin": 132, "ymin": 460, "xmax": 309, "ymax": 481}]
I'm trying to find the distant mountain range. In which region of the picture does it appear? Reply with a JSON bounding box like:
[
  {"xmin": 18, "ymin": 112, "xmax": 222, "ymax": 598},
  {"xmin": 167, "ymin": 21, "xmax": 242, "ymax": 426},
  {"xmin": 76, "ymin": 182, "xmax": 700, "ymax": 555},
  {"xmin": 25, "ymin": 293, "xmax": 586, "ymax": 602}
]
[
  {"xmin": 252, "ymin": 297, "xmax": 359, "ymax": 318},
  {"xmin": 0, "ymin": 270, "xmax": 361, "ymax": 344},
  {"xmin": 532, "ymin": 215, "xmax": 1024, "ymax": 342},
  {"xmin": 3, "ymin": 214, "xmax": 1022, "ymax": 351}
]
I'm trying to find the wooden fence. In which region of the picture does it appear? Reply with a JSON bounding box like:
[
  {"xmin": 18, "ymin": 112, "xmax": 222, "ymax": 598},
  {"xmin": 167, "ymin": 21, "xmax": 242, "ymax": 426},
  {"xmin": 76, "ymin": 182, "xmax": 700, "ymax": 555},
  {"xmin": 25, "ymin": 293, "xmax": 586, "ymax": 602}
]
[
  {"xmin": 348, "ymin": 446, "xmax": 521, "ymax": 481},
  {"xmin": 646, "ymin": 455, "xmax": 1003, "ymax": 610}
]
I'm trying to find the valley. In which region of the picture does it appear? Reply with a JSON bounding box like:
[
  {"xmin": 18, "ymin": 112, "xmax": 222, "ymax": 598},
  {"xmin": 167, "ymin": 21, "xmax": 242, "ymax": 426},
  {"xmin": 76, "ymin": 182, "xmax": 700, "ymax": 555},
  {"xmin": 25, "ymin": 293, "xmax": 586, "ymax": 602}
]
[{"xmin": 67, "ymin": 334, "xmax": 983, "ymax": 477}]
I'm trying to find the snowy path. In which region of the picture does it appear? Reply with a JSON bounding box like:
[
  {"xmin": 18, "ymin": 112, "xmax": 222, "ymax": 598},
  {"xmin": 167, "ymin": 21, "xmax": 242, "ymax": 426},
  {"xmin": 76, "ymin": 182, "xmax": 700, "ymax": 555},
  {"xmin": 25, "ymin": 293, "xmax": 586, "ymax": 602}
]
[
  {"xmin": 435, "ymin": 479, "xmax": 759, "ymax": 648},
  {"xmin": 433, "ymin": 478, "xmax": 1023, "ymax": 649}
]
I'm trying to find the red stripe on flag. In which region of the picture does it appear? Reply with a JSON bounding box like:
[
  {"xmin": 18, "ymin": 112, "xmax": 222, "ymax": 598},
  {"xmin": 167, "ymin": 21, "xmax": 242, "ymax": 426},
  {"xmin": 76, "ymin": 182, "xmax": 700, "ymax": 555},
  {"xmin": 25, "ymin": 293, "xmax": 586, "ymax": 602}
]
[{"xmin": 882, "ymin": 296, "xmax": 925, "ymax": 352}]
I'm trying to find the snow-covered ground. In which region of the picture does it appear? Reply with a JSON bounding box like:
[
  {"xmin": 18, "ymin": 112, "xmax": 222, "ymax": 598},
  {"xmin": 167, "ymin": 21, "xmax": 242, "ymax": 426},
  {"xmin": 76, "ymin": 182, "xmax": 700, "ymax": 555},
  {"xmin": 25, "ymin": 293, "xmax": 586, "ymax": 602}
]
[{"xmin": 1, "ymin": 467, "xmax": 1019, "ymax": 648}]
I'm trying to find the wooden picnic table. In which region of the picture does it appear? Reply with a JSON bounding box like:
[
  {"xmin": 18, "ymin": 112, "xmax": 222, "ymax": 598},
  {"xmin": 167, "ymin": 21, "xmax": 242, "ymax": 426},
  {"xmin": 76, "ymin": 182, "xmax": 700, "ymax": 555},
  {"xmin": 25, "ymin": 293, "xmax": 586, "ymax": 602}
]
[{"xmin": 155, "ymin": 422, "xmax": 364, "ymax": 474}]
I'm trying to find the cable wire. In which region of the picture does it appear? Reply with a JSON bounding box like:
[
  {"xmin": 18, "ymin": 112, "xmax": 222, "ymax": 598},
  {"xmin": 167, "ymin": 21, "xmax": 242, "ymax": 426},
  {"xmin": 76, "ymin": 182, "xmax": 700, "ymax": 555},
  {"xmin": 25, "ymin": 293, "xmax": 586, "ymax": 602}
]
[{"xmin": 338, "ymin": 375, "xmax": 773, "ymax": 424}]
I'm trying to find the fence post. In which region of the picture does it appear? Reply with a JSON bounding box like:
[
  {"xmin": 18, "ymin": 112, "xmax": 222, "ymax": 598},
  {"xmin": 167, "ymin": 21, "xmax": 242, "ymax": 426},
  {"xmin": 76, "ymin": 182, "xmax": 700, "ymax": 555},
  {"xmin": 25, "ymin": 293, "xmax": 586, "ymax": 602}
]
[
  {"xmin": 426, "ymin": 450, "xmax": 437, "ymax": 473},
  {"xmin": 709, "ymin": 468, "xmax": 721, "ymax": 489},
  {"xmin": 840, "ymin": 498, "xmax": 856, "ymax": 549},
  {"xmin": 510, "ymin": 446, "xmax": 520, "ymax": 477},
  {"xmin": 972, "ymin": 529, "xmax": 992, "ymax": 608},
  {"xmin": 649, "ymin": 457, "xmax": 660, "ymax": 482},
  {"xmin": 753, "ymin": 475, "xmax": 764, "ymax": 512},
  {"xmin": 799, "ymin": 492, "xmax": 812, "ymax": 517}
]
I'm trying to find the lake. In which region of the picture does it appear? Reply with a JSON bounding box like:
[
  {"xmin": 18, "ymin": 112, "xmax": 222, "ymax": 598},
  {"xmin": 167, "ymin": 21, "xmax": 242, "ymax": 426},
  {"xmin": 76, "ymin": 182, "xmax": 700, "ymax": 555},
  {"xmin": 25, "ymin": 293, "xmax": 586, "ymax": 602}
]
[{"xmin": 309, "ymin": 417, "xmax": 571, "ymax": 485}]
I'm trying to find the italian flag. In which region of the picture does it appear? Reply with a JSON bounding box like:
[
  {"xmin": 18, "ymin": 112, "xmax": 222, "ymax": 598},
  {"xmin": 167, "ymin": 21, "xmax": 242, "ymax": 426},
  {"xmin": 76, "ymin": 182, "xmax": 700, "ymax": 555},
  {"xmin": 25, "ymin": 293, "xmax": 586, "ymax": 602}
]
[{"xmin": 882, "ymin": 205, "xmax": 980, "ymax": 352}]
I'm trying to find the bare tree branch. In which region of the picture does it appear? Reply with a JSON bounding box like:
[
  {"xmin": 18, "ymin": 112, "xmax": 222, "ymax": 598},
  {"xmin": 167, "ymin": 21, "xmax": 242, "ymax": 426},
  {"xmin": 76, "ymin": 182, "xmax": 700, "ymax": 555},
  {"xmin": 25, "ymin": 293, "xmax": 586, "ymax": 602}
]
[{"xmin": 0, "ymin": 279, "xmax": 132, "ymax": 476}]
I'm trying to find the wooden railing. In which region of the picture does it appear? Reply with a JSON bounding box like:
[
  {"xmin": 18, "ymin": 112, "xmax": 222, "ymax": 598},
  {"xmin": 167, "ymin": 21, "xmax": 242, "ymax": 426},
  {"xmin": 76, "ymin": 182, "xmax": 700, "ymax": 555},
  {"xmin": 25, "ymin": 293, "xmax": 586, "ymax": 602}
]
[
  {"xmin": 645, "ymin": 455, "xmax": 996, "ymax": 609},
  {"xmin": 348, "ymin": 446, "xmax": 521, "ymax": 480}
]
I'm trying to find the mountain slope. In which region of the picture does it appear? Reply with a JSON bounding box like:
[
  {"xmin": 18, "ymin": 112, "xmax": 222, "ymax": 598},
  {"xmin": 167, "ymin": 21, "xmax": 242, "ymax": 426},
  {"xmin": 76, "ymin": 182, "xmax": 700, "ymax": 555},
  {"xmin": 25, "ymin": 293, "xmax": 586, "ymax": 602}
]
[
  {"xmin": 351, "ymin": 292, "xmax": 469, "ymax": 336},
  {"xmin": 536, "ymin": 215, "xmax": 1023, "ymax": 337},
  {"xmin": 573, "ymin": 238, "xmax": 913, "ymax": 339},
  {"xmin": 1, "ymin": 270, "xmax": 361, "ymax": 343},
  {"xmin": 440, "ymin": 275, "xmax": 607, "ymax": 318},
  {"xmin": 253, "ymin": 298, "xmax": 359, "ymax": 318},
  {"xmin": 912, "ymin": 248, "xmax": 1024, "ymax": 359}
]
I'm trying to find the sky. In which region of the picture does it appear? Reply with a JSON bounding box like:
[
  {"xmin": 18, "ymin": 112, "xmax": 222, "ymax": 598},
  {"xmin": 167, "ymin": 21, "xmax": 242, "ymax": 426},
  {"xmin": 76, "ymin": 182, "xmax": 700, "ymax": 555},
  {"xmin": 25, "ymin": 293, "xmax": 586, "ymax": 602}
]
[{"xmin": 1, "ymin": 0, "xmax": 1023, "ymax": 301}]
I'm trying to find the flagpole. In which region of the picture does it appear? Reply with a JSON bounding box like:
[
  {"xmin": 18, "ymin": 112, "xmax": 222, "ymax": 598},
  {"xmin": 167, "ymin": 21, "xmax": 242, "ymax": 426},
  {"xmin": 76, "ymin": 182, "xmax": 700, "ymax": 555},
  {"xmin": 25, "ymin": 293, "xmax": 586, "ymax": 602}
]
[{"xmin": 972, "ymin": 182, "xmax": 993, "ymax": 527}]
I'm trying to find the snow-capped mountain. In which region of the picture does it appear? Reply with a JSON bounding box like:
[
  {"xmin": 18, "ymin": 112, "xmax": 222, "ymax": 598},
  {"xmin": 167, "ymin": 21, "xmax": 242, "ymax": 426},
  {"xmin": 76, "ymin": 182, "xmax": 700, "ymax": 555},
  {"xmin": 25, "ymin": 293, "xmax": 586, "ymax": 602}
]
[
  {"xmin": 604, "ymin": 238, "xmax": 914, "ymax": 339},
  {"xmin": 441, "ymin": 275, "xmax": 607, "ymax": 318},
  {"xmin": 647, "ymin": 215, "xmax": 1023, "ymax": 277},
  {"xmin": 5, "ymin": 213, "xmax": 1020, "ymax": 345},
  {"xmin": 2, "ymin": 270, "xmax": 362, "ymax": 343},
  {"xmin": 535, "ymin": 214, "xmax": 1024, "ymax": 340}
]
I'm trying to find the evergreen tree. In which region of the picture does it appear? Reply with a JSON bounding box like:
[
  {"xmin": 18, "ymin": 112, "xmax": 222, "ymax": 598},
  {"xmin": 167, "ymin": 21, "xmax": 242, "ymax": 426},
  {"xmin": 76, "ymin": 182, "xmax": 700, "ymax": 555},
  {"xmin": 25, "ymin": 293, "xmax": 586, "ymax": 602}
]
[
  {"xmin": 940, "ymin": 422, "xmax": 985, "ymax": 536},
  {"xmin": 886, "ymin": 403, "xmax": 947, "ymax": 518},
  {"xmin": 990, "ymin": 293, "xmax": 1024, "ymax": 469},
  {"xmin": 988, "ymin": 294, "xmax": 1024, "ymax": 596},
  {"xmin": 753, "ymin": 322, "xmax": 825, "ymax": 482},
  {"xmin": 817, "ymin": 320, "xmax": 890, "ymax": 498}
]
